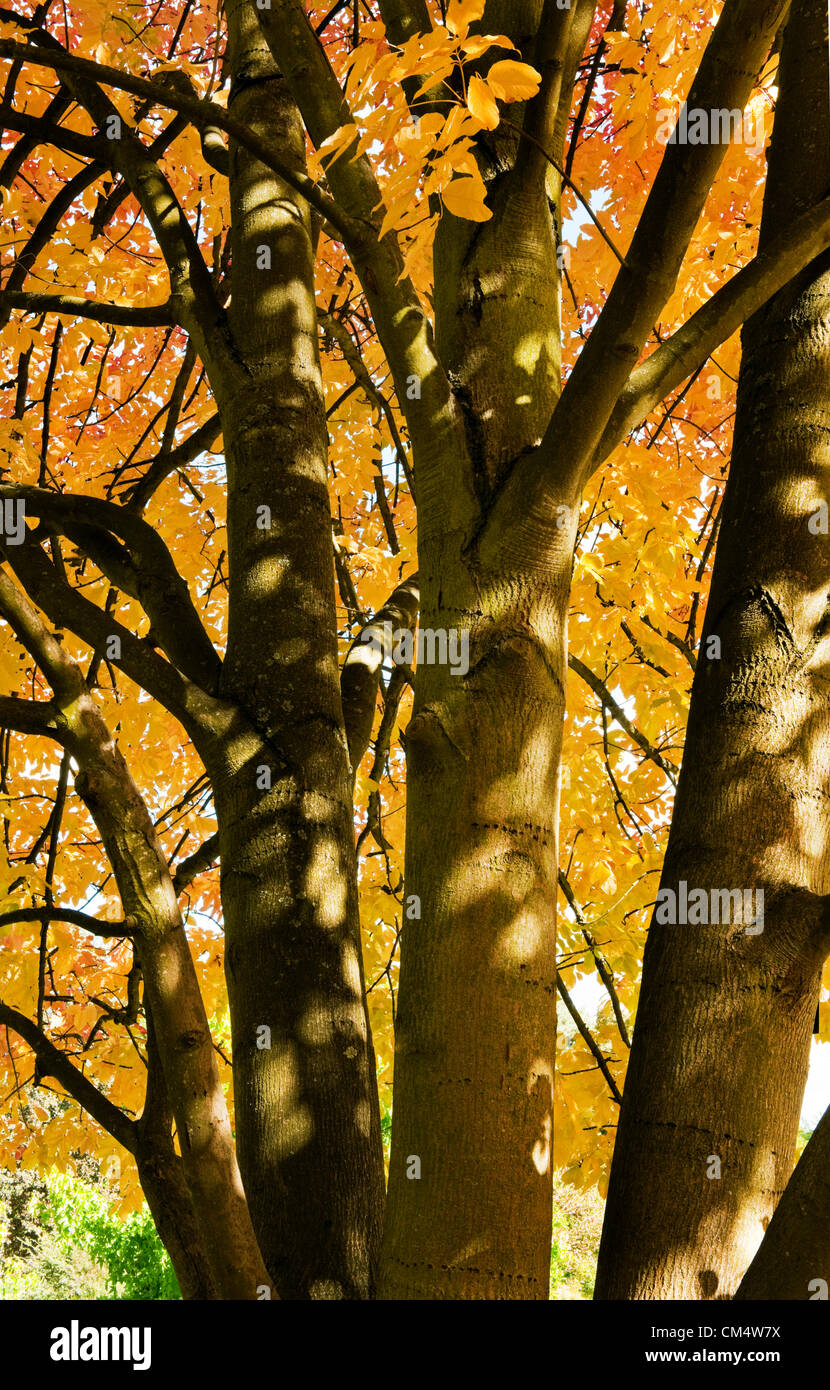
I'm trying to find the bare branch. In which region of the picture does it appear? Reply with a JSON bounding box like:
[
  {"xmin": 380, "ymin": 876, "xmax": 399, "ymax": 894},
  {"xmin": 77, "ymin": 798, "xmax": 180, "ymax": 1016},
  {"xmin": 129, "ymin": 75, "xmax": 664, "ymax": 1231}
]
[
  {"xmin": 0, "ymin": 289, "xmax": 174, "ymax": 328},
  {"xmin": 341, "ymin": 571, "xmax": 419, "ymax": 773},
  {"xmin": 319, "ymin": 310, "xmax": 415, "ymax": 496},
  {"xmin": 2, "ymin": 540, "xmax": 220, "ymax": 744},
  {"xmin": 0, "ymin": 997, "xmax": 138, "ymax": 1151},
  {"xmin": 0, "ymin": 38, "xmax": 356, "ymax": 242},
  {"xmin": 0, "ymin": 693, "xmax": 67, "ymax": 743},
  {"xmin": 568, "ymin": 653, "xmax": 678, "ymax": 784},
  {"xmin": 1, "ymin": 485, "xmax": 222, "ymax": 693},
  {"xmin": 556, "ymin": 970, "xmax": 623, "ymax": 1104},
  {"xmin": 478, "ymin": 0, "xmax": 791, "ymax": 562},
  {"xmin": 0, "ymin": 561, "xmax": 85, "ymax": 705},
  {"xmin": 0, "ymin": 906, "xmax": 135, "ymax": 937},
  {"xmin": 559, "ymin": 868, "xmax": 631, "ymax": 1050},
  {"xmin": 172, "ymin": 832, "xmax": 219, "ymax": 895},
  {"xmin": 123, "ymin": 414, "xmax": 222, "ymax": 511},
  {"xmin": 254, "ymin": 3, "xmax": 457, "ymax": 479},
  {"xmin": 592, "ymin": 194, "xmax": 830, "ymax": 469}
]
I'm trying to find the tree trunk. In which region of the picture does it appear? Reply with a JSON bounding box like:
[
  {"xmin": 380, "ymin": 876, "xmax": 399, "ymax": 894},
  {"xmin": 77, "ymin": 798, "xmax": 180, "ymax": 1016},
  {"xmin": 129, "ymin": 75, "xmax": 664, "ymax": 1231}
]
[
  {"xmin": 66, "ymin": 690, "xmax": 270, "ymax": 1299},
  {"xmin": 377, "ymin": 541, "xmax": 575, "ymax": 1299},
  {"xmin": 0, "ymin": 566, "xmax": 268, "ymax": 1298},
  {"xmin": 595, "ymin": 0, "xmax": 830, "ymax": 1300},
  {"xmin": 378, "ymin": 0, "xmax": 589, "ymax": 1297},
  {"xmin": 135, "ymin": 1145, "xmax": 218, "ymax": 1301},
  {"xmin": 134, "ymin": 1017, "xmax": 219, "ymax": 1301},
  {"xmin": 210, "ymin": 1, "xmax": 384, "ymax": 1299},
  {"xmin": 735, "ymin": 1101, "xmax": 830, "ymax": 1299}
]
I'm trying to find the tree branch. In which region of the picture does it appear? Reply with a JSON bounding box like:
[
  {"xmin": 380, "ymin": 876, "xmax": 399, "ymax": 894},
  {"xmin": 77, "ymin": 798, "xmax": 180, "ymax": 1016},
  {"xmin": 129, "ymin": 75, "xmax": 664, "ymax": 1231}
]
[
  {"xmin": 568, "ymin": 653, "xmax": 678, "ymax": 784},
  {"xmin": 0, "ymin": 906, "xmax": 135, "ymax": 938},
  {"xmin": 513, "ymin": 0, "xmax": 578, "ymax": 195},
  {"xmin": 254, "ymin": 2, "xmax": 458, "ymax": 486},
  {"xmin": 592, "ymin": 193, "xmax": 830, "ymax": 469},
  {"xmin": 0, "ymin": 31, "xmax": 238, "ymax": 384},
  {"xmin": 1, "ymin": 540, "xmax": 221, "ymax": 745},
  {"xmin": 735, "ymin": 1097, "xmax": 830, "ymax": 1299},
  {"xmin": 544, "ymin": 0, "xmax": 790, "ymax": 481},
  {"xmin": 172, "ymin": 832, "xmax": 219, "ymax": 896},
  {"xmin": 375, "ymin": 0, "xmax": 444, "ymax": 112},
  {"xmin": 556, "ymin": 970, "xmax": 623, "ymax": 1105},
  {"xmin": 501, "ymin": 117, "xmax": 627, "ymax": 267},
  {"xmin": 1, "ymin": 485, "xmax": 222, "ymax": 694},
  {"xmin": 558, "ymin": 867, "xmax": 631, "ymax": 1050},
  {"xmin": 0, "ymin": 693, "xmax": 67, "ymax": 743},
  {"xmin": 0, "ymin": 561, "xmax": 85, "ymax": 706},
  {"xmin": 341, "ymin": 570, "xmax": 419, "ymax": 774},
  {"xmin": 375, "ymin": 0, "xmax": 431, "ymax": 47},
  {"xmin": 0, "ymin": 38, "xmax": 356, "ymax": 242},
  {"xmin": 123, "ymin": 414, "xmax": 222, "ymax": 511},
  {"xmin": 0, "ymin": 997, "xmax": 138, "ymax": 1151},
  {"xmin": 0, "ymin": 100, "xmax": 104, "ymax": 162},
  {"xmin": 319, "ymin": 310, "xmax": 415, "ymax": 496},
  {"xmin": 0, "ymin": 289, "xmax": 174, "ymax": 327},
  {"xmin": 478, "ymin": 0, "xmax": 791, "ymax": 563}
]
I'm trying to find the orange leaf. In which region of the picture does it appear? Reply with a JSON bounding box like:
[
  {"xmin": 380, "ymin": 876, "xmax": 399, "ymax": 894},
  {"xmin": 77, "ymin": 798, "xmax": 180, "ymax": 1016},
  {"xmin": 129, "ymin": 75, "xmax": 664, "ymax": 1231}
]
[
  {"xmin": 467, "ymin": 75, "xmax": 499, "ymax": 129},
  {"xmin": 442, "ymin": 176, "xmax": 492, "ymax": 221},
  {"xmin": 486, "ymin": 59, "xmax": 542, "ymax": 102}
]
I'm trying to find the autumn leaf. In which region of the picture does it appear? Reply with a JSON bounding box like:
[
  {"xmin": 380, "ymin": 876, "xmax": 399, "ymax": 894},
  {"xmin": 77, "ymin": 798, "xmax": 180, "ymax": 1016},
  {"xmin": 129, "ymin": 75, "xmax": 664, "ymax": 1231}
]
[
  {"xmin": 466, "ymin": 74, "xmax": 500, "ymax": 128},
  {"xmin": 486, "ymin": 59, "xmax": 542, "ymax": 102},
  {"xmin": 442, "ymin": 175, "xmax": 492, "ymax": 221},
  {"xmin": 445, "ymin": 0, "xmax": 487, "ymax": 40}
]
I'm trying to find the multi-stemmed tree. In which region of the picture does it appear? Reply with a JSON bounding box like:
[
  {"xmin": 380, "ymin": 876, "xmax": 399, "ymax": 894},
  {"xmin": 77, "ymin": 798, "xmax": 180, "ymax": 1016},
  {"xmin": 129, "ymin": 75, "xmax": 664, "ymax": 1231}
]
[{"xmin": 1, "ymin": 0, "xmax": 829, "ymax": 1299}]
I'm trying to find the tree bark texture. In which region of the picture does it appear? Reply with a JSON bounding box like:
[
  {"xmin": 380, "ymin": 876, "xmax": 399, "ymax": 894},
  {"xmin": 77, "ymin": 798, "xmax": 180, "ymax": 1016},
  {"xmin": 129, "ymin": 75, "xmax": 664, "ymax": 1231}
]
[
  {"xmin": 210, "ymin": 0, "xmax": 385, "ymax": 1299},
  {"xmin": 378, "ymin": 0, "xmax": 579, "ymax": 1298},
  {"xmin": 595, "ymin": 0, "xmax": 830, "ymax": 1300}
]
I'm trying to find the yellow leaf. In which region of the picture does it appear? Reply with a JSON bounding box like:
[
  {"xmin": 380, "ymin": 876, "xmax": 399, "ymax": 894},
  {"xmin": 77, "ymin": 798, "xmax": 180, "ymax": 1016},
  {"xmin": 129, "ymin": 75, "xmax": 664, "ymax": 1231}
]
[
  {"xmin": 445, "ymin": 0, "xmax": 486, "ymax": 39},
  {"xmin": 442, "ymin": 176, "xmax": 492, "ymax": 222},
  {"xmin": 317, "ymin": 123, "xmax": 359, "ymax": 169},
  {"xmin": 486, "ymin": 59, "xmax": 542, "ymax": 102},
  {"xmin": 462, "ymin": 34, "xmax": 517, "ymax": 59},
  {"xmin": 467, "ymin": 75, "xmax": 499, "ymax": 129}
]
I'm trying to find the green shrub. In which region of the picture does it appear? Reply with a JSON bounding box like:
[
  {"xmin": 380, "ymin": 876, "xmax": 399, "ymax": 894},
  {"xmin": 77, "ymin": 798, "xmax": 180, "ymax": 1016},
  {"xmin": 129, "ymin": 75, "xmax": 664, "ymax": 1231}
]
[
  {"xmin": 1, "ymin": 1166, "xmax": 179, "ymax": 1301},
  {"xmin": 550, "ymin": 1172, "xmax": 605, "ymax": 1300}
]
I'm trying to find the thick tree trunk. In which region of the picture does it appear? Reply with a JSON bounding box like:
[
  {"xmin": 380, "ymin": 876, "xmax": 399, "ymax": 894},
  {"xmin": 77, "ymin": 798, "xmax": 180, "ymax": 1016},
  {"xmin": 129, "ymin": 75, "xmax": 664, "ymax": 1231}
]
[
  {"xmin": 377, "ymin": 543, "xmax": 575, "ymax": 1299},
  {"xmin": 595, "ymin": 0, "xmax": 830, "ymax": 1300},
  {"xmin": 210, "ymin": 2, "xmax": 384, "ymax": 1299},
  {"xmin": 378, "ymin": 0, "xmax": 583, "ymax": 1298}
]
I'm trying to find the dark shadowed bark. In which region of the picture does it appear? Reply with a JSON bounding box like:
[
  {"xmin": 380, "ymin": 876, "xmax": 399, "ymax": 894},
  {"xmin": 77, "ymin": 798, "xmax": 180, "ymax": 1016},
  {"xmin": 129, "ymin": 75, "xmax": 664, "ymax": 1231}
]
[
  {"xmin": 596, "ymin": 0, "xmax": 830, "ymax": 1300},
  {"xmin": 208, "ymin": 0, "xmax": 385, "ymax": 1299},
  {"xmin": 735, "ymin": 1100, "xmax": 830, "ymax": 1299}
]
